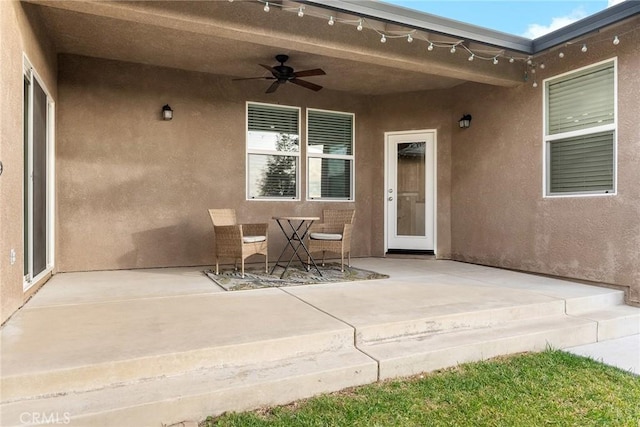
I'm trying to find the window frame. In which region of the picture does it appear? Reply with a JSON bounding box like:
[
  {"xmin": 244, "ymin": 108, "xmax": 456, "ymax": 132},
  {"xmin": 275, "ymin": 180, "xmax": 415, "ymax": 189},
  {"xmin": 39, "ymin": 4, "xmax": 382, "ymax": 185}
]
[
  {"xmin": 245, "ymin": 101, "xmax": 301, "ymax": 201},
  {"xmin": 542, "ymin": 58, "xmax": 618, "ymax": 198},
  {"xmin": 306, "ymin": 108, "xmax": 355, "ymax": 202}
]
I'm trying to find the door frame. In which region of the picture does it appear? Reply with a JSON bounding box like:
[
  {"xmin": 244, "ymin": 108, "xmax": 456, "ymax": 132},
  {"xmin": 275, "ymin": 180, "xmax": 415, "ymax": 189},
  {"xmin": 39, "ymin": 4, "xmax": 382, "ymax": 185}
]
[
  {"xmin": 23, "ymin": 55, "xmax": 55, "ymax": 291},
  {"xmin": 384, "ymin": 129, "xmax": 437, "ymax": 254}
]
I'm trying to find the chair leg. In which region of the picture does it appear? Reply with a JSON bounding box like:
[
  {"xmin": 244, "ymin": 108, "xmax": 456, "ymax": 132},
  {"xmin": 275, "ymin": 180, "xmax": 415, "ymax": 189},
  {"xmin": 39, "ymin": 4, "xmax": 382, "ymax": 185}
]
[
  {"xmin": 322, "ymin": 251, "xmax": 325, "ymax": 267},
  {"xmin": 341, "ymin": 252, "xmax": 344, "ymax": 272},
  {"xmin": 265, "ymin": 253, "xmax": 268, "ymax": 273},
  {"xmin": 241, "ymin": 258, "xmax": 245, "ymax": 278},
  {"xmin": 348, "ymin": 252, "xmax": 351, "ymax": 268}
]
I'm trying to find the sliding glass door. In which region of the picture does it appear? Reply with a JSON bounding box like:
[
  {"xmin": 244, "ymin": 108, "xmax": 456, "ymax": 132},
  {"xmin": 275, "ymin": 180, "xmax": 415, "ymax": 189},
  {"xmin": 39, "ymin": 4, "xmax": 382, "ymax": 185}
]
[{"xmin": 23, "ymin": 58, "xmax": 54, "ymax": 288}]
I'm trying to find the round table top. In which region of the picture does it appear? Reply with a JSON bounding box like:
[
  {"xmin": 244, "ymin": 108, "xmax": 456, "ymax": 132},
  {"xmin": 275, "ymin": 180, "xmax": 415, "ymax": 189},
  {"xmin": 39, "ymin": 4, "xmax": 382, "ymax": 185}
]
[{"xmin": 272, "ymin": 216, "xmax": 320, "ymax": 221}]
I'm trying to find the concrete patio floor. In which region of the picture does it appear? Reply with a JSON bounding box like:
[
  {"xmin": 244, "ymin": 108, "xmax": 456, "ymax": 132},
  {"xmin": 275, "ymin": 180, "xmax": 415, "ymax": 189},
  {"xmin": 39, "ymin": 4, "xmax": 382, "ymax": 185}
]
[{"xmin": 1, "ymin": 258, "xmax": 638, "ymax": 426}]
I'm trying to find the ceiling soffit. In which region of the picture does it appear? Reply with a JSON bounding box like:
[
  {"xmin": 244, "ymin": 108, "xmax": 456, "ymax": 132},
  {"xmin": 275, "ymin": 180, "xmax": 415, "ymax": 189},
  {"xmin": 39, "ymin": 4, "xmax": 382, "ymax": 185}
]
[{"xmin": 26, "ymin": 0, "xmax": 527, "ymax": 94}]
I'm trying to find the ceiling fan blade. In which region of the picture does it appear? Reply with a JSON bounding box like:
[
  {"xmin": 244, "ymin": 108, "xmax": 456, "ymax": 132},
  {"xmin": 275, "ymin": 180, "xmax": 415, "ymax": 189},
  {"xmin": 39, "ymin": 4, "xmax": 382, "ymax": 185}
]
[
  {"xmin": 259, "ymin": 64, "xmax": 278, "ymax": 74},
  {"xmin": 293, "ymin": 68, "xmax": 326, "ymax": 78},
  {"xmin": 291, "ymin": 78, "xmax": 323, "ymax": 92},
  {"xmin": 232, "ymin": 76, "xmax": 276, "ymax": 81},
  {"xmin": 265, "ymin": 81, "xmax": 281, "ymax": 94}
]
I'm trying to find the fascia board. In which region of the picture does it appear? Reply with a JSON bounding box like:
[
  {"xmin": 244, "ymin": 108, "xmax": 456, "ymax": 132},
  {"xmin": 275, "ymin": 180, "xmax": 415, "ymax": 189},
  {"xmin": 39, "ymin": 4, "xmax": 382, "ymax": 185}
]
[{"xmin": 301, "ymin": 0, "xmax": 534, "ymax": 53}]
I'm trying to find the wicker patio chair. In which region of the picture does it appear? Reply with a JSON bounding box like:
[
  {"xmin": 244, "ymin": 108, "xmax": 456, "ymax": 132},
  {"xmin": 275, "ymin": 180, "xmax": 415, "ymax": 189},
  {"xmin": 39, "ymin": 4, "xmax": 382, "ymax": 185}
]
[
  {"xmin": 307, "ymin": 209, "xmax": 355, "ymax": 272},
  {"xmin": 208, "ymin": 209, "xmax": 268, "ymax": 278}
]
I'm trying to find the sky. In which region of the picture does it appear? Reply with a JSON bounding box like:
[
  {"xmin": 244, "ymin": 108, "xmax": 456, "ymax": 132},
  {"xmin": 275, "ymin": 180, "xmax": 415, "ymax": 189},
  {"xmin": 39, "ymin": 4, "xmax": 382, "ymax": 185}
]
[{"xmin": 381, "ymin": 0, "xmax": 626, "ymax": 38}]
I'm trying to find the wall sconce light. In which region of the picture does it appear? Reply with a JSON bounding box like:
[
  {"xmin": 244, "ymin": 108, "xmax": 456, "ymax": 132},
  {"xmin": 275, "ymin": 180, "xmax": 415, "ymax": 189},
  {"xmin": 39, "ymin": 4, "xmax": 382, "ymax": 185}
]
[
  {"xmin": 162, "ymin": 104, "xmax": 173, "ymax": 121},
  {"xmin": 458, "ymin": 114, "xmax": 472, "ymax": 128}
]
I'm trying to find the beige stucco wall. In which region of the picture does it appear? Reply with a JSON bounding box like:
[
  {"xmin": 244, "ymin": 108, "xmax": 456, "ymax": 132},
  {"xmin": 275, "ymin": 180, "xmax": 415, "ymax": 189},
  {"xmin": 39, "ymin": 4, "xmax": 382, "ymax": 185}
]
[
  {"xmin": 0, "ymin": 1, "xmax": 57, "ymax": 324},
  {"xmin": 56, "ymin": 54, "xmax": 385, "ymax": 271},
  {"xmin": 449, "ymin": 21, "xmax": 640, "ymax": 303},
  {"xmin": 368, "ymin": 91, "xmax": 454, "ymax": 258}
]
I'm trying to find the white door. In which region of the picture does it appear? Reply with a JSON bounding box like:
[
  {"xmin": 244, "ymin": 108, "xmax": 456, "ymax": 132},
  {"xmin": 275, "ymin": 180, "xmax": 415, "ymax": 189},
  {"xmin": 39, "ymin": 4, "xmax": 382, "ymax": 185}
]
[{"xmin": 385, "ymin": 131, "xmax": 435, "ymax": 252}]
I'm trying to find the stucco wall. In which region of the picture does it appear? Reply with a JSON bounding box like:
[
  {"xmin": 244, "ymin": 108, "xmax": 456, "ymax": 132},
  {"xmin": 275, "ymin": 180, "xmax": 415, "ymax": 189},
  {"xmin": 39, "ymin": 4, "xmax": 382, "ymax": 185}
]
[
  {"xmin": 56, "ymin": 54, "xmax": 382, "ymax": 271},
  {"xmin": 449, "ymin": 21, "xmax": 640, "ymax": 303},
  {"xmin": 0, "ymin": 1, "xmax": 57, "ymax": 324},
  {"xmin": 368, "ymin": 91, "xmax": 454, "ymax": 258}
]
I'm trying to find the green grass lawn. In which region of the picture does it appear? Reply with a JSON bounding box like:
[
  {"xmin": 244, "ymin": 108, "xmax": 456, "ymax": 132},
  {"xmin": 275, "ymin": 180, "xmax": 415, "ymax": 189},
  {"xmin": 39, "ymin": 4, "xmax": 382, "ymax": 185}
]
[{"xmin": 204, "ymin": 350, "xmax": 640, "ymax": 427}]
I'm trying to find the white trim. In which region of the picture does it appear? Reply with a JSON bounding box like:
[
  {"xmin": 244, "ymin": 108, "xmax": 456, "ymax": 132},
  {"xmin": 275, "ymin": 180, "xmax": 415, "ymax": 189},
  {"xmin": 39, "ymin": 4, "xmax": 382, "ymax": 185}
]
[
  {"xmin": 383, "ymin": 129, "xmax": 437, "ymax": 254},
  {"xmin": 306, "ymin": 107, "xmax": 355, "ymax": 202},
  {"xmin": 542, "ymin": 57, "xmax": 617, "ymax": 198}
]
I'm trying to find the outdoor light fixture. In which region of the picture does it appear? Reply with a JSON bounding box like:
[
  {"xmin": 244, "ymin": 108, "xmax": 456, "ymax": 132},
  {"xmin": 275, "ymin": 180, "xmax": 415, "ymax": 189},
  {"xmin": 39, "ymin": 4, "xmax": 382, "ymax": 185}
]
[
  {"xmin": 162, "ymin": 104, "xmax": 173, "ymax": 121},
  {"xmin": 458, "ymin": 114, "xmax": 472, "ymax": 128}
]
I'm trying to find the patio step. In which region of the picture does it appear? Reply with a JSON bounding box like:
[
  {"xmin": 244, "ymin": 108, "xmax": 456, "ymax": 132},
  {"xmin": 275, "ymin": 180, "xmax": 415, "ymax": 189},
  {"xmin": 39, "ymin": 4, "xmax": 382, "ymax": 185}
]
[
  {"xmin": 0, "ymin": 347, "xmax": 378, "ymax": 427},
  {"xmin": 0, "ymin": 289, "xmax": 356, "ymax": 403},
  {"xmin": 355, "ymin": 299, "xmax": 567, "ymax": 345},
  {"xmin": 359, "ymin": 314, "xmax": 598, "ymax": 380},
  {"xmin": 569, "ymin": 304, "xmax": 640, "ymax": 341}
]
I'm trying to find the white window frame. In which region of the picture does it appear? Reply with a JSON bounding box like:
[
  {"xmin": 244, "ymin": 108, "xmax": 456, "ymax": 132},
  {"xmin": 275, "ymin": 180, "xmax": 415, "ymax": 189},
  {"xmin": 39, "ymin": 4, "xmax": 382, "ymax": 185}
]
[
  {"xmin": 306, "ymin": 108, "xmax": 355, "ymax": 202},
  {"xmin": 542, "ymin": 58, "xmax": 617, "ymax": 198},
  {"xmin": 246, "ymin": 101, "xmax": 301, "ymax": 201}
]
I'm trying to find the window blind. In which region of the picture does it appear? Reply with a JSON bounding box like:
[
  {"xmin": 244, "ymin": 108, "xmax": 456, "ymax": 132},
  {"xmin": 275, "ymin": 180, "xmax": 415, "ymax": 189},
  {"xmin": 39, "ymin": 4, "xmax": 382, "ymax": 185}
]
[
  {"xmin": 248, "ymin": 103, "xmax": 298, "ymax": 134},
  {"xmin": 308, "ymin": 158, "xmax": 352, "ymax": 199},
  {"xmin": 308, "ymin": 110, "xmax": 353, "ymax": 155},
  {"xmin": 547, "ymin": 63, "xmax": 614, "ymax": 135},
  {"xmin": 549, "ymin": 131, "xmax": 614, "ymax": 193}
]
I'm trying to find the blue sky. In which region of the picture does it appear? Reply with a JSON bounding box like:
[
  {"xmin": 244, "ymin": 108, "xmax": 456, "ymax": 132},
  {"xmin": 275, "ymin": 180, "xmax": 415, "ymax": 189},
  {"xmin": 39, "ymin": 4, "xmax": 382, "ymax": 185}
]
[{"xmin": 381, "ymin": 1, "xmax": 624, "ymax": 38}]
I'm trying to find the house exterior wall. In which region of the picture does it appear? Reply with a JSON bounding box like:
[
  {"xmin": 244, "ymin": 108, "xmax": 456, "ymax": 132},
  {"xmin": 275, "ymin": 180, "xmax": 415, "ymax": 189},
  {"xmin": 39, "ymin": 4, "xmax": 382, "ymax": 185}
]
[
  {"xmin": 367, "ymin": 91, "xmax": 454, "ymax": 258},
  {"xmin": 449, "ymin": 21, "xmax": 640, "ymax": 303},
  {"xmin": 0, "ymin": 1, "xmax": 57, "ymax": 324},
  {"xmin": 56, "ymin": 54, "xmax": 386, "ymax": 272}
]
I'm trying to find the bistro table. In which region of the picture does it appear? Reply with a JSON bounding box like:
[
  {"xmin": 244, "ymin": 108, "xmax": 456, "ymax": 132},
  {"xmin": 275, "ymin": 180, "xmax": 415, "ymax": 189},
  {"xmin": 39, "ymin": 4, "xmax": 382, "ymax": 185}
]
[{"xmin": 270, "ymin": 216, "xmax": 323, "ymax": 279}]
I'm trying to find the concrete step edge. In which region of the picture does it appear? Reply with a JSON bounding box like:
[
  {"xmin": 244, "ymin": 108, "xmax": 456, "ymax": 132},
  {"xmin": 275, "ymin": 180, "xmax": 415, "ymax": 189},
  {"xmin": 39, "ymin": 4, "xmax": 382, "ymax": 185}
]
[
  {"xmin": 356, "ymin": 299, "xmax": 566, "ymax": 344},
  {"xmin": 0, "ymin": 348, "xmax": 378, "ymax": 427},
  {"xmin": 1, "ymin": 328, "xmax": 355, "ymax": 403},
  {"xmin": 359, "ymin": 315, "xmax": 598, "ymax": 379}
]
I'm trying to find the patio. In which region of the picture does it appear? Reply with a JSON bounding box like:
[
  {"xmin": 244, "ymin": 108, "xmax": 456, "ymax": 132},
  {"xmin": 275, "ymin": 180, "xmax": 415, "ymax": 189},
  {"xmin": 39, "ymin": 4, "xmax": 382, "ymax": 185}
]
[{"xmin": 1, "ymin": 258, "xmax": 638, "ymax": 426}]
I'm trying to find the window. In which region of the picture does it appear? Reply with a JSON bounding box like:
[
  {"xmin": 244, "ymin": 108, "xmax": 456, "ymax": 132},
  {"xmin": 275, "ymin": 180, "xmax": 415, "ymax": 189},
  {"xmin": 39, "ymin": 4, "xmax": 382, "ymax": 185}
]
[
  {"xmin": 307, "ymin": 109, "xmax": 354, "ymax": 200},
  {"xmin": 544, "ymin": 60, "xmax": 616, "ymax": 196},
  {"xmin": 246, "ymin": 102, "xmax": 300, "ymax": 199}
]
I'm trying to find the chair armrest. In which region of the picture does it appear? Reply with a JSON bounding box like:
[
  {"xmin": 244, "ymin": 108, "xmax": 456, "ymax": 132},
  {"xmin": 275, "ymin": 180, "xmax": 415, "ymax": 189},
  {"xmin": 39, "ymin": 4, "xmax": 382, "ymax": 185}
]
[{"xmin": 241, "ymin": 223, "xmax": 268, "ymax": 237}]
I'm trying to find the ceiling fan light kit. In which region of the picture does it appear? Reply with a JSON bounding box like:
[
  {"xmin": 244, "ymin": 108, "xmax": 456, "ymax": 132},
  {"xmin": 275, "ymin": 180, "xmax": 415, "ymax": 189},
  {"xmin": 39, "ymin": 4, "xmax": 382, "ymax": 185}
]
[{"xmin": 233, "ymin": 54, "xmax": 326, "ymax": 94}]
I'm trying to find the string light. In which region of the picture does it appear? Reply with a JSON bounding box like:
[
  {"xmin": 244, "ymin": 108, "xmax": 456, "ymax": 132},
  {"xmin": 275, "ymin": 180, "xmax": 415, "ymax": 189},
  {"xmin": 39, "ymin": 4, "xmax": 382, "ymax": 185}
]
[
  {"xmin": 248, "ymin": 0, "xmax": 636, "ymax": 74},
  {"xmin": 533, "ymin": 81, "xmax": 538, "ymax": 88}
]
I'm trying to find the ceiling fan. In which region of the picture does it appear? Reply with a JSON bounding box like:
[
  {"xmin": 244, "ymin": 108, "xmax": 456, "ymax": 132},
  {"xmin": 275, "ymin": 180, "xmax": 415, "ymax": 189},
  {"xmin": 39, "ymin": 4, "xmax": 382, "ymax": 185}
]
[{"xmin": 233, "ymin": 54, "xmax": 326, "ymax": 93}]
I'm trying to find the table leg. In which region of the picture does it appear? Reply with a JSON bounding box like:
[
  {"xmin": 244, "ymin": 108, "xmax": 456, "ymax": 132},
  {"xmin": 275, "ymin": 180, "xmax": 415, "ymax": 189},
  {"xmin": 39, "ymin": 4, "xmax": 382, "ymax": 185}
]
[{"xmin": 270, "ymin": 219, "xmax": 323, "ymax": 278}]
